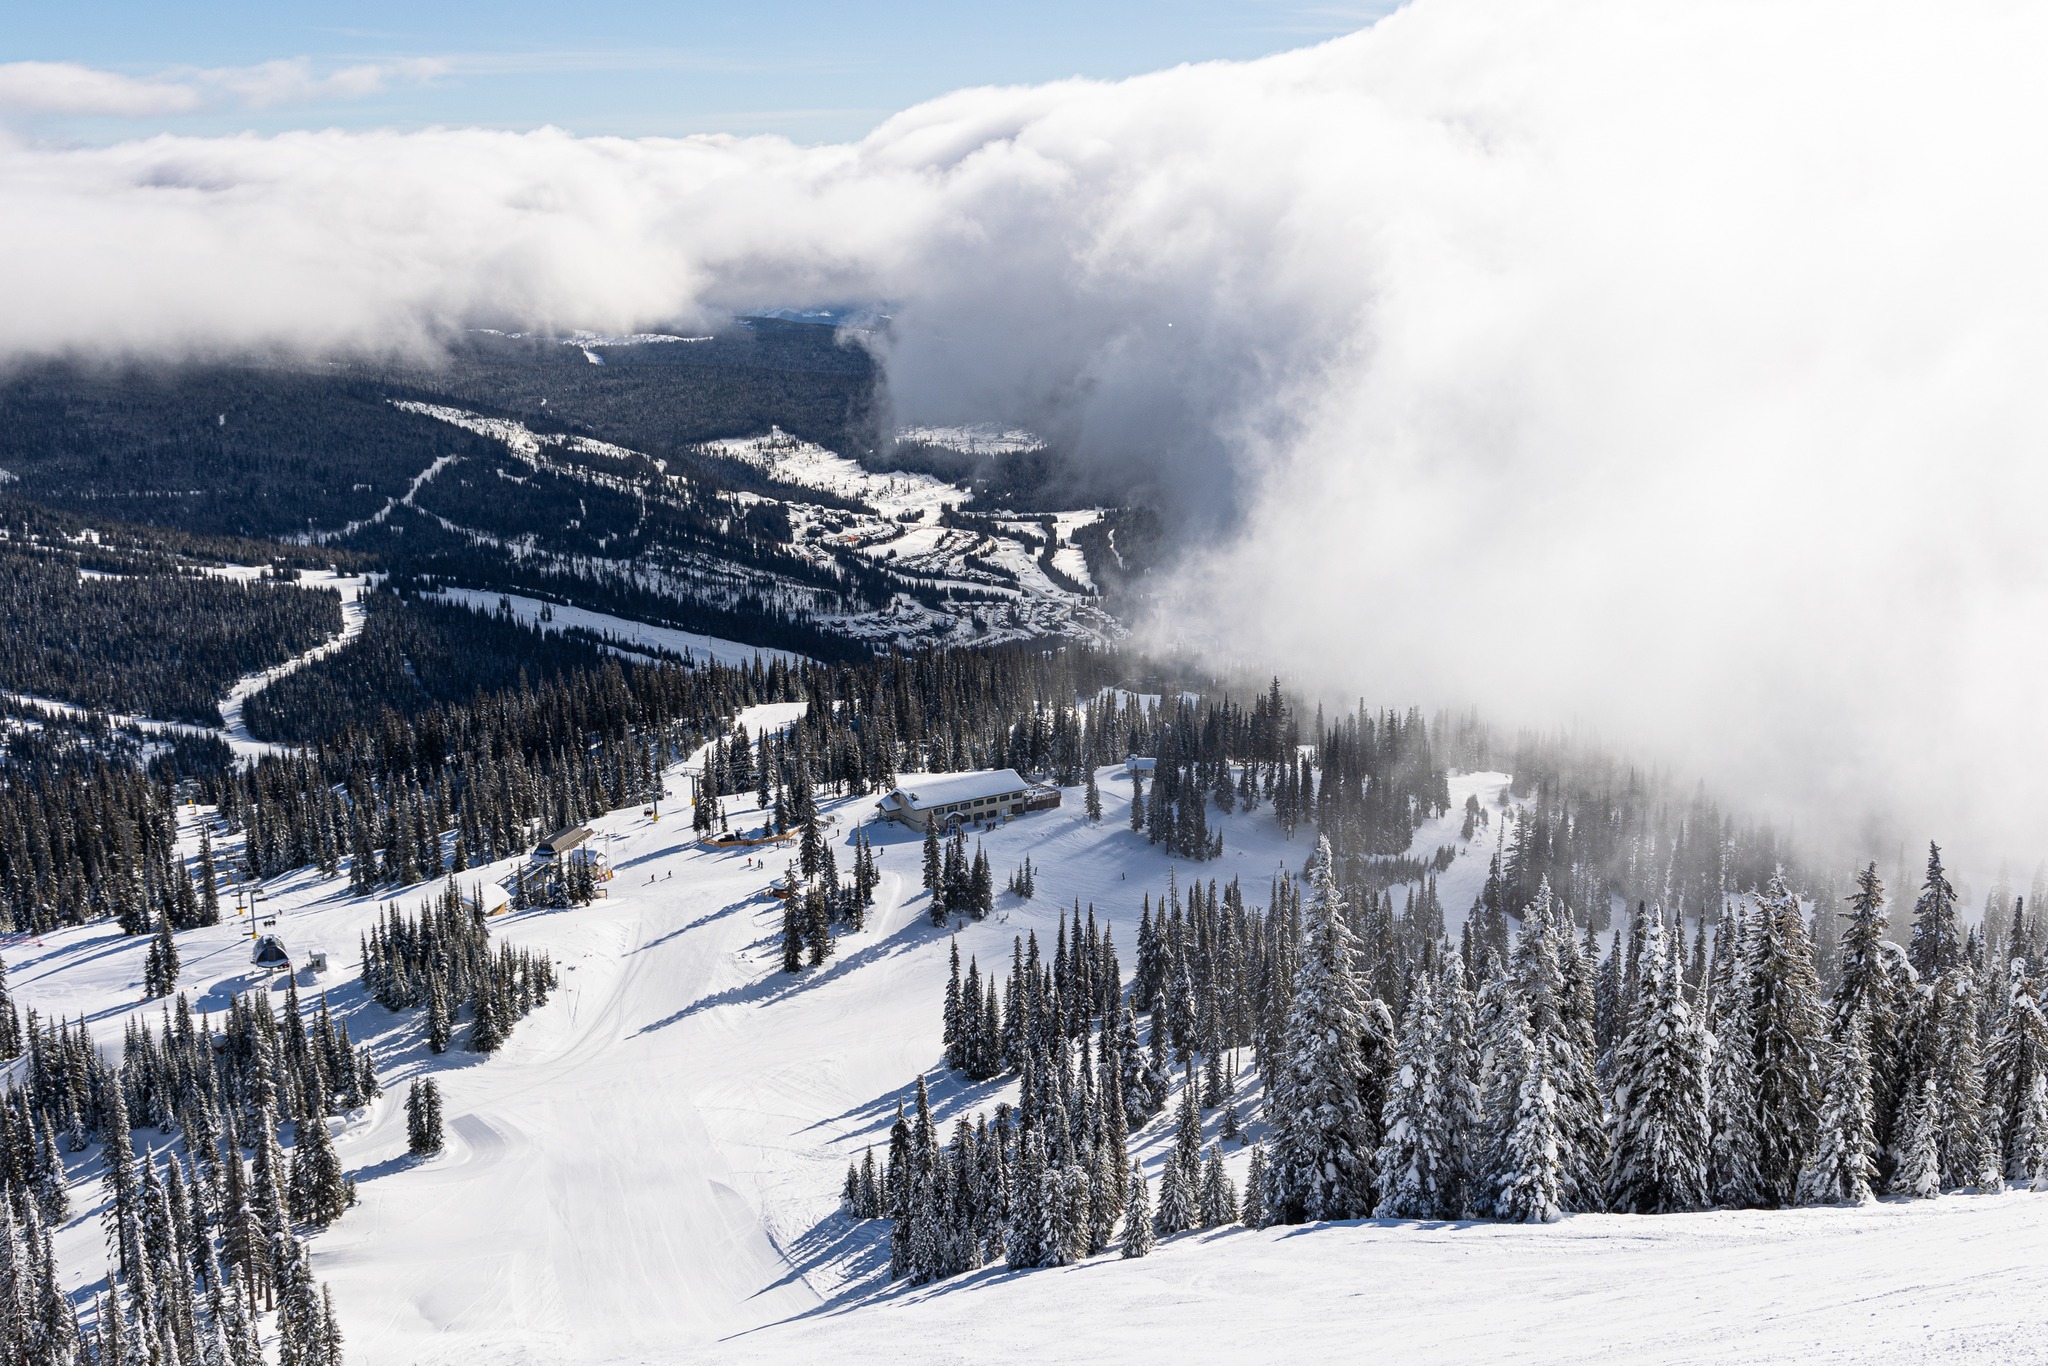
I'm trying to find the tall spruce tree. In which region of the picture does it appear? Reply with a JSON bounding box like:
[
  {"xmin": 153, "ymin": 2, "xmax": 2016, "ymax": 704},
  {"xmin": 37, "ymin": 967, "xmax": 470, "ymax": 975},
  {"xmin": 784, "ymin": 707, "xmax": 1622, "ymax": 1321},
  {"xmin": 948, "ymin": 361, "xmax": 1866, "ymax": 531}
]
[
  {"xmin": 1909, "ymin": 843, "xmax": 1963, "ymax": 982},
  {"xmin": 1605, "ymin": 912, "xmax": 1711, "ymax": 1213},
  {"xmin": 1374, "ymin": 973, "xmax": 1459, "ymax": 1220},
  {"xmin": 1984, "ymin": 961, "xmax": 2048, "ymax": 1182},
  {"xmin": 1508, "ymin": 882, "xmax": 1602, "ymax": 1211},
  {"xmin": 1832, "ymin": 863, "xmax": 1909, "ymax": 1173},
  {"xmin": 1796, "ymin": 1013, "xmax": 1879, "ymax": 1206},
  {"xmin": 1746, "ymin": 875, "xmax": 1826, "ymax": 1206},
  {"xmin": 1498, "ymin": 1035, "xmax": 1566, "ymax": 1224},
  {"xmin": 1121, "ymin": 1168, "xmax": 1153, "ymax": 1258},
  {"xmin": 1264, "ymin": 838, "xmax": 1380, "ymax": 1223},
  {"xmin": 1708, "ymin": 903, "xmax": 1766, "ymax": 1208},
  {"xmin": 1925, "ymin": 972, "xmax": 1990, "ymax": 1190}
]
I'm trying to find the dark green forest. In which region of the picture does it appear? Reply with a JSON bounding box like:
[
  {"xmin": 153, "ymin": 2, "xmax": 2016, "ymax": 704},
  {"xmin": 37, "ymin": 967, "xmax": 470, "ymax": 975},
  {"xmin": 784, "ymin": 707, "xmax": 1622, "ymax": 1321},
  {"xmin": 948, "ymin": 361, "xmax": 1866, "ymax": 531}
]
[{"xmin": 0, "ymin": 541, "xmax": 340, "ymax": 725}]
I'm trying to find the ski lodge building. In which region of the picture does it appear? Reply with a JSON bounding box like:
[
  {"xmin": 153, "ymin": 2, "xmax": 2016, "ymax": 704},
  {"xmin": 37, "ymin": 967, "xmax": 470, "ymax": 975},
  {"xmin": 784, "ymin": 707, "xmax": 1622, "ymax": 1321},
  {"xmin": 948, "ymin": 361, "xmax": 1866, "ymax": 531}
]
[
  {"xmin": 875, "ymin": 769, "xmax": 1059, "ymax": 832},
  {"xmin": 533, "ymin": 826, "xmax": 594, "ymax": 861}
]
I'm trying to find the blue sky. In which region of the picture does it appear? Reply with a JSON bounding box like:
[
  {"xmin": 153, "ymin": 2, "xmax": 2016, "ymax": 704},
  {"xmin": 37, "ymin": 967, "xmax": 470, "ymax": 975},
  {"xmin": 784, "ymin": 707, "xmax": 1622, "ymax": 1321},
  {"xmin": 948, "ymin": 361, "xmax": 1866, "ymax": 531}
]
[{"xmin": 2, "ymin": 2, "xmax": 1397, "ymax": 144}]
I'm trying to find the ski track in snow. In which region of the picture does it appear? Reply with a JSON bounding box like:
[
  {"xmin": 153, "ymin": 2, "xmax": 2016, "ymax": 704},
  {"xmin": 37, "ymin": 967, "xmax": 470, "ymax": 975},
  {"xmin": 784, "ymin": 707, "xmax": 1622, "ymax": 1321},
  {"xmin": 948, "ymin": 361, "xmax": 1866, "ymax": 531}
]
[
  {"xmin": 297, "ymin": 452, "xmax": 462, "ymax": 546},
  {"xmin": 8, "ymin": 755, "xmax": 2035, "ymax": 1364}
]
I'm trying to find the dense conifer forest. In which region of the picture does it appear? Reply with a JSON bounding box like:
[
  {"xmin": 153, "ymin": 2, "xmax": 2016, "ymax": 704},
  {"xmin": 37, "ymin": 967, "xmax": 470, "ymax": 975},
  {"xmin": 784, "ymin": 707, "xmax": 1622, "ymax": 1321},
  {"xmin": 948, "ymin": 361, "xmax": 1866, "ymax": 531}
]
[
  {"xmin": 0, "ymin": 543, "xmax": 340, "ymax": 726},
  {"xmin": 242, "ymin": 592, "xmax": 617, "ymax": 743},
  {"xmin": 375, "ymin": 319, "xmax": 881, "ymax": 465},
  {"xmin": 0, "ymin": 335, "xmax": 1139, "ymax": 665},
  {"xmin": 857, "ymin": 835, "xmax": 2048, "ymax": 1283}
]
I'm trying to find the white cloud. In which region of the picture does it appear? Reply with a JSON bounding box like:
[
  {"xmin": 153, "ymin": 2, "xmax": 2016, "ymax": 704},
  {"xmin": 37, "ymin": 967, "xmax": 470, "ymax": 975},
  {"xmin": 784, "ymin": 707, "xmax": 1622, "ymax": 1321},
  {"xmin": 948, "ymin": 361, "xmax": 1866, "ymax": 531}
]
[
  {"xmin": 0, "ymin": 62, "xmax": 206, "ymax": 117},
  {"xmin": 0, "ymin": 57, "xmax": 445, "ymax": 120},
  {"xmin": 198, "ymin": 57, "xmax": 449, "ymax": 110},
  {"xmin": 2, "ymin": 0, "xmax": 2045, "ymax": 871}
]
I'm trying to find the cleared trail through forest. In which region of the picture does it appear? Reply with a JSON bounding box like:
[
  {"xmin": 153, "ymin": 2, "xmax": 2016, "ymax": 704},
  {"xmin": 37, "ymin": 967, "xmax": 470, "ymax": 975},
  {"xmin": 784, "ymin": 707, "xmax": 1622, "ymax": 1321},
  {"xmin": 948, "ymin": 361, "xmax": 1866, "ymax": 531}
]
[
  {"xmin": 2, "ymin": 568, "xmax": 371, "ymax": 762},
  {"xmin": 210, "ymin": 570, "xmax": 373, "ymax": 752}
]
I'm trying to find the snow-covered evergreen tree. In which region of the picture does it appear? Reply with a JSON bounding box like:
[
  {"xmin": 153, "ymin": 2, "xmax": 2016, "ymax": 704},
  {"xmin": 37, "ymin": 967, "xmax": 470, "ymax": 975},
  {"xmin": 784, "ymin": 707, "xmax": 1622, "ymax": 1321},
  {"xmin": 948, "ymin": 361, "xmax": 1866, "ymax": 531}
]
[
  {"xmin": 1121, "ymin": 1169, "xmax": 1153, "ymax": 1258},
  {"xmin": 1507, "ymin": 882, "xmax": 1603, "ymax": 1210},
  {"xmin": 1746, "ymin": 875, "xmax": 1826, "ymax": 1206},
  {"xmin": 1471, "ymin": 950, "xmax": 1521, "ymax": 1217},
  {"xmin": 405, "ymin": 1078, "xmax": 444, "ymax": 1157},
  {"xmin": 286, "ymin": 1114, "xmax": 351, "ymax": 1228},
  {"xmin": 1831, "ymin": 862, "xmax": 1910, "ymax": 1174},
  {"xmin": 1498, "ymin": 1036, "xmax": 1565, "ymax": 1224},
  {"xmin": 1909, "ymin": 843, "xmax": 1963, "ymax": 982},
  {"xmin": 1795, "ymin": 1013, "xmax": 1879, "ymax": 1206},
  {"xmin": 1707, "ymin": 903, "xmax": 1766, "ymax": 1208},
  {"xmin": 1431, "ymin": 954, "xmax": 1481, "ymax": 1216},
  {"xmin": 1154, "ymin": 1149, "xmax": 1198, "ymax": 1237},
  {"xmin": 1606, "ymin": 912, "xmax": 1711, "ymax": 1213},
  {"xmin": 1198, "ymin": 1145, "xmax": 1239, "ymax": 1228},
  {"xmin": 1005, "ymin": 1130, "xmax": 1047, "ymax": 1269},
  {"xmin": 1116, "ymin": 1005, "xmax": 1163, "ymax": 1124},
  {"xmin": 1925, "ymin": 972, "xmax": 1990, "ymax": 1190},
  {"xmin": 1241, "ymin": 1145, "xmax": 1270, "ymax": 1228},
  {"xmin": 1375, "ymin": 973, "xmax": 1458, "ymax": 1219},
  {"xmin": 1265, "ymin": 838, "xmax": 1381, "ymax": 1223},
  {"xmin": 1892, "ymin": 1075, "xmax": 1943, "ymax": 1199},
  {"xmin": 1983, "ymin": 960, "xmax": 2048, "ymax": 1181}
]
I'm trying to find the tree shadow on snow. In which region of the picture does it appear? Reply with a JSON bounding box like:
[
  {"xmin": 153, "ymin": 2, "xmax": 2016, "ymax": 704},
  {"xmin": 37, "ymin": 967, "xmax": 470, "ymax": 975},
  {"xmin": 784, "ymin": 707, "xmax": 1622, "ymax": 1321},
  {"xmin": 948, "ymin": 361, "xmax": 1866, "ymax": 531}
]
[
  {"xmin": 797, "ymin": 1061, "xmax": 1011, "ymax": 1145},
  {"xmin": 630, "ymin": 906, "xmax": 952, "ymax": 1036},
  {"xmin": 743, "ymin": 1210, "xmax": 892, "ymax": 1310},
  {"xmin": 346, "ymin": 1148, "xmax": 438, "ymax": 1187},
  {"xmin": 627, "ymin": 896, "xmax": 753, "ymax": 954}
]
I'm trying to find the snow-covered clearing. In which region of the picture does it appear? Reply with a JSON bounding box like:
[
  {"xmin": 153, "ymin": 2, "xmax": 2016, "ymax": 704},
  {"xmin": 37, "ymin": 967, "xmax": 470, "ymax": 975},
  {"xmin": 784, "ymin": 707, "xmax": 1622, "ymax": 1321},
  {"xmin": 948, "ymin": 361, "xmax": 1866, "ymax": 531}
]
[
  {"xmin": 708, "ymin": 428, "xmax": 959, "ymax": 521},
  {"xmin": 425, "ymin": 587, "xmax": 803, "ymax": 669},
  {"xmin": 895, "ymin": 424, "xmax": 1045, "ymax": 457},
  {"xmin": 472, "ymin": 329, "xmax": 714, "ymax": 348},
  {"xmin": 4, "ymin": 750, "xmax": 2022, "ymax": 1365},
  {"xmin": 721, "ymin": 1192, "xmax": 2048, "ymax": 1365}
]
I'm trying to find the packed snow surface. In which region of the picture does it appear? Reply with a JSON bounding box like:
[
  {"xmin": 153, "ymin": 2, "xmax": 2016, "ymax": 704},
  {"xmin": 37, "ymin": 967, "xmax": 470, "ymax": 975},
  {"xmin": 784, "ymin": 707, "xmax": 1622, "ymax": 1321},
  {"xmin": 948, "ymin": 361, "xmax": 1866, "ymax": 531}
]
[{"xmin": 5, "ymin": 748, "xmax": 2032, "ymax": 1365}]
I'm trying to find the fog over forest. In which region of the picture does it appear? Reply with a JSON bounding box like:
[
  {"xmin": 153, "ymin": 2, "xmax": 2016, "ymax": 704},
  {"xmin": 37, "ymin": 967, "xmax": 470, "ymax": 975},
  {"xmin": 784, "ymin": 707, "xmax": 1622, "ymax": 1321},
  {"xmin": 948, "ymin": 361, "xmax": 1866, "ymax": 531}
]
[{"xmin": 4, "ymin": 0, "xmax": 2043, "ymax": 871}]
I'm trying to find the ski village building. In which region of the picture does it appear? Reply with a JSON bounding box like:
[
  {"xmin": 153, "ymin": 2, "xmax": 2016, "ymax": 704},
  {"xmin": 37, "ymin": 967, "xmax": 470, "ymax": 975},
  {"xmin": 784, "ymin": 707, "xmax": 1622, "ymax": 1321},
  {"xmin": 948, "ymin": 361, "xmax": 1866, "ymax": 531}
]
[
  {"xmin": 532, "ymin": 825, "xmax": 595, "ymax": 863},
  {"xmin": 875, "ymin": 769, "xmax": 1059, "ymax": 832}
]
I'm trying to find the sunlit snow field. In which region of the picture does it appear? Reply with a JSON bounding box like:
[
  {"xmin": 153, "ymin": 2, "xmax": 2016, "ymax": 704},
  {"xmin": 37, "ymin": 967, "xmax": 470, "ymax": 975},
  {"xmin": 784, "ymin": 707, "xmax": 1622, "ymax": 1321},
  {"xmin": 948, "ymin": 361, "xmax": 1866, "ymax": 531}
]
[{"xmin": 4, "ymin": 719, "xmax": 2033, "ymax": 1365}]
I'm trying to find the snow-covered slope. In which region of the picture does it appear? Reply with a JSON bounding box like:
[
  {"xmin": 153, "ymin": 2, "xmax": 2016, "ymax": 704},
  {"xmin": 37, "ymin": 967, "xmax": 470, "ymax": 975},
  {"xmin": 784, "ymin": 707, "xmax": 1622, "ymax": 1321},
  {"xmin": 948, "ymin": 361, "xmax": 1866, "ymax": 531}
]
[
  {"xmin": 425, "ymin": 587, "xmax": 802, "ymax": 668},
  {"xmin": 4, "ymin": 751, "xmax": 2032, "ymax": 1365}
]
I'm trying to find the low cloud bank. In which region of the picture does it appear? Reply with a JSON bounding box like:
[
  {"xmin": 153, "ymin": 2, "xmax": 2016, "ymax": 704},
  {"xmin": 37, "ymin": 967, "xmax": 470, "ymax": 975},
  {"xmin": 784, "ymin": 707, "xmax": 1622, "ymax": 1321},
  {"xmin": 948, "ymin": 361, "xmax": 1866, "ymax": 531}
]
[{"xmin": 5, "ymin": 0, "xmax": 2045, "ymax": 871}]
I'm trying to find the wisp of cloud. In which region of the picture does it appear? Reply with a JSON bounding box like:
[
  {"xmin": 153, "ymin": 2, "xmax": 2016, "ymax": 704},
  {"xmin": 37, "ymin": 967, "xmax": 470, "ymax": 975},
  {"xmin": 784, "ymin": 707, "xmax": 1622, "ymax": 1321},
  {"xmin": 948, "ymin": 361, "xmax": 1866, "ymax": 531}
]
[{"xmin": 3, "ymin": 0, "xmax": 2044, "ymax": 871}]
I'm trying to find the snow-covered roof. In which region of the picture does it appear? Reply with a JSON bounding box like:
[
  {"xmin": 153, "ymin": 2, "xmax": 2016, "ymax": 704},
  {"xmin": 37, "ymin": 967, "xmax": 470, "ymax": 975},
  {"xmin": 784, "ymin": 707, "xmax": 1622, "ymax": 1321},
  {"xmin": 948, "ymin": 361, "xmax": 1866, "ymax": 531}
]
[
  {"xmin": 882, "ymin": 769, "xmax": 1031, "ymax": 812},
  {"xmin": 536, "ymin": 826, "xmax": 594, "ymax": 855}
]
